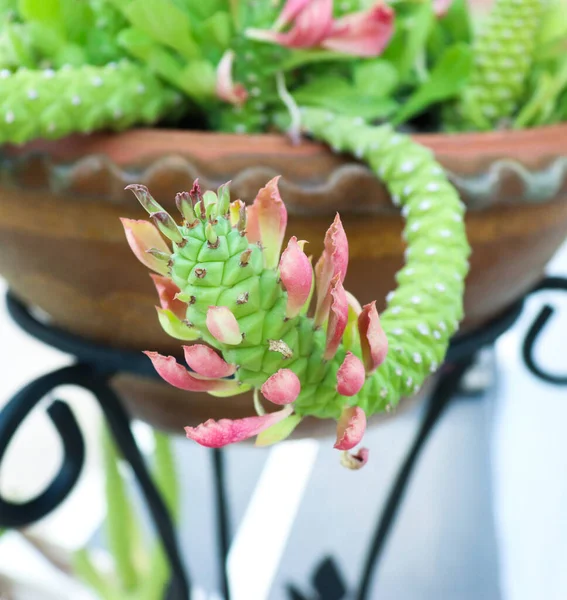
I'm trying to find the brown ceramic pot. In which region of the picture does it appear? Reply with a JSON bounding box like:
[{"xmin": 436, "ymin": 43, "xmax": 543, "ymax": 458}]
[{"xmin": 1, "ymin": 125, "xmax": 566, "ymax": 434}]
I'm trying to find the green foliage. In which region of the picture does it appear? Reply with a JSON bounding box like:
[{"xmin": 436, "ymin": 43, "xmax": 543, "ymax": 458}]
[
  {"xmin": 0, "ymin": 0, "xmax": 564, "ymax": 143},
  {"xmin": 0, "ymin": 62, "xmax": 177, "ymax": 145},
  {"xmin": 73, "ymin": 428, "xmax": 180, "ymax": 600}
]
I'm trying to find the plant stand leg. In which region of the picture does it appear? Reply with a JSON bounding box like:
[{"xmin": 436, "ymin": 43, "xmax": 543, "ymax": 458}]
[
  {"xmin": 0, "ymin": 362, "xmax": 191, "ymax": 600},
  {"xmin": 212, "ymin": 448, "xmax": 232, "ymax": 600},
  {"xmin": 354, "ymin": 358, "xmax": 474, "ymax": 600}
]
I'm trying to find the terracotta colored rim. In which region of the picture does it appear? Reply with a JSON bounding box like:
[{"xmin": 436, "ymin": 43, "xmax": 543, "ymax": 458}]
[{"xmin": 2, "ymin": 123, "xmax": 567, "ymax": 213}]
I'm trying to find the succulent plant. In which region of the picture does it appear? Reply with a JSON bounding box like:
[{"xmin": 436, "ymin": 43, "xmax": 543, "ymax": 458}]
[
  {"xmin": 0, "ymin": 0, "xmax": 564, "ymax": 145},
  {"xmin": 122, "ymin": 109, "xmax": 470, "ymax": 466},
  {"xmin": 450, "ymin": 0, "xmax": 544, "ymax": 130}
]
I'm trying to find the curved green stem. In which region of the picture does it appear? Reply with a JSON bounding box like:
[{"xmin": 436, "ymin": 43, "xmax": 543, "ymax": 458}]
[{"xmin": 0, "ymin": 60, "xmax": 178, "ymax": 144}]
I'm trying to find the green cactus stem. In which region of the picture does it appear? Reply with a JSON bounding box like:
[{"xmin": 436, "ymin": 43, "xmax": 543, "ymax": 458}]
[
  {"xmin": 0, "ymin": 60, "xmax": 178, "ymax": 144},
  {"xmin": 450, "ymin": 0, "xmax": 544, "ymax": 130},
  {"xmin": 300, "ymin": 108, "xmax": 469, "ymax": 415}
]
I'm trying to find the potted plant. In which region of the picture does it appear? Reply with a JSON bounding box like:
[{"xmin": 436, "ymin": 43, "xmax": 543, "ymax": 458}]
[{"xmin": 0, "ymin": 0, "xmax": 566, "ymax": 433}]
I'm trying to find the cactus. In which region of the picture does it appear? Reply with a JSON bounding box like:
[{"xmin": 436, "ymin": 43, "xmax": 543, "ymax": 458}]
[
  {"xmin": 121, "ymin": 110, "xmax": 469, "ymax": 461},
  {"xmin": 0, "ymin": 60, "xmax": 178, "ymax": 145},
  {"xmin": 450, "ymin": 0, "xmax": 544, "ymax": 130}
]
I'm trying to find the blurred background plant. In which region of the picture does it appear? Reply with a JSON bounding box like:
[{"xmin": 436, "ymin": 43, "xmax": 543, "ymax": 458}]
[
  {"xmin": 73, "ymin": 429, "xmax": 179, "ymax": 600},
  {"xmin": 0, "ymin": 0, "xmax": 565, "ymax": 146}
]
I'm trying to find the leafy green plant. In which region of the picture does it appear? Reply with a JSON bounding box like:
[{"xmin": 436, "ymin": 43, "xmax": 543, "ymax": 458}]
[
  {"xmin": 0, "ymin": 0, "xmax": 564, "ymax": 143},
  {"xmin": 73, "ymin": 429, "xmax": 180, "ymax": 600}
]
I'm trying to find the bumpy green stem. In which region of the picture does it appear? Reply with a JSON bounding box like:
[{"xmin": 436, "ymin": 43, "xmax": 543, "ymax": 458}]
[
  {"xmin": 450, "ymin": 0, "xmax": 543, "ymax": 130},
  {"xmin": 0, "ymin": 60, "xmax": 177, "ymax": 144},
  {"xmin": 301, "ymin": 108, "xmax": 469, "ymax": 415},
  {"xmin": 169, "ymin": 108, "xmax": 469, "ymax": 420},
  {"xmin": 216, "ymin": 2, "xmax": 287, "ymax": 133}
]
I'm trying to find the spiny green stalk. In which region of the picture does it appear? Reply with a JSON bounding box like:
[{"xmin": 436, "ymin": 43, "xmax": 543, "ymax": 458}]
[
  {"xmin": 216, "ymin": 1, "xmax": 288, "ymax": 133},
  {"xmin": 450, "ymin": 0, "xmax": 544, "ymax": 130},
  {"xmin": 0, "ymin": 60, "xmax": 178, "ymax": 144},
  {"xmin": 300, "ymin": 108, "xmax": 469, "ymax": 415}
]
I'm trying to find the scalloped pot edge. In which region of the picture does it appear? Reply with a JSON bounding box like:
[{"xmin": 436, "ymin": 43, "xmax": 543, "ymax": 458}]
[{"xmin": 1, "ymin": 124, "xmax": 567, "ymax": 211}]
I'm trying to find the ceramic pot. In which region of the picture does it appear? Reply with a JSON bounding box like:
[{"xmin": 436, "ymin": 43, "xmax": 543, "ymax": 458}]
[{"xmin": 1, "ymin": 125, "xmax": 566, "ymax": 433}]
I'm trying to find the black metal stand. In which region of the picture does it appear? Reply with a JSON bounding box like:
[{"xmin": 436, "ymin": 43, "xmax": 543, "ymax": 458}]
[
  {"xmin": 0, "ymin": 293, "xmax": 191, "ymax": 600},
  {"xmin": 1, "ymin": 276, "xmax": 566, "ymax": 600}
]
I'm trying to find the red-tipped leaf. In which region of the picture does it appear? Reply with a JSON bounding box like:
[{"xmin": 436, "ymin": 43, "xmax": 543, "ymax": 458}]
[
  {"xmin": 185, "ymin": 405, "xmax": 293, "ymax": 448},
  {"xmin": 337, "ymin": 352, "xmax": 366, "ymax": 396},
  {"xmin": 261, "ymin": 369, "xmax": 301, "ymax": 405},
  {"xmin": 323, "ymin": 275, "xmax": 348, "ymax": 360},
  {"xmin": 358, "ymin": 301, "xmax": 388, "ymax": 374},
  {"xmin": 120, "ymin": 218, "xmax": 170, "ymax": 275},
  {"xmin": 206, "ymin": 306, "xmax": 242, "ymax": 345},
  {"xmin": 183, "ymin": 344, "xmax": 236, "ymax": 379},
  {"xmin": 144, "ymin": 351, "xmax": 236, "ymax": 392},
  {"xmin": 334, "ymin": 406, "xmax": 366, "ymax": 450},
  {"xmin": 279, "ymin": 236, "xmax": 313, "ymax": 318},
  {"xmin": 150, "ymin": 274, "xmax": 185, "ymax": 319},
  {"xmin": 314, "ymin": 214, "xmax": 349, "ymax": 326},
  {"xmin": 245, "ymin": 177, "xmax": 287, "ymax": 268}
]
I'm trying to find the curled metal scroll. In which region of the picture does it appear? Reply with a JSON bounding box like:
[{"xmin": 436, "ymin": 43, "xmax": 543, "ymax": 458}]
[
  {"xmin": 522, "ymin": 276, "xmax": 567, "ymax": 386},
  {"xmin": 0, "ymin": 294, "xmax": 191, "ymax": 600},
  {"xmin": 0, "ymin": 366, "xmax": 85, "ymax": 527}
]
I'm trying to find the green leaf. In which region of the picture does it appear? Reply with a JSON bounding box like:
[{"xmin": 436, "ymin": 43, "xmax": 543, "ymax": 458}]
[
  {"xmin": 175, "ymin": 0, "xmax": 226, "ymax": 20},
  {"xmin": 124, "ymin": 0, "xmax": 201, "ymax": 60},
  {"xmin": 383, "ymin": 1, "xmax": 434, "ymax": 82},
  {"xmin": 59, "ymin": 0, "xmax": 94, "ymax": 44},
  {"xmin": 152, "ymin": 432, "xmax": 180, "ymax": 522},
  {"xmin": 18, "ymin": 0, "xmax": 61, "ymax": 27},
  {"xmin": 73, "ymin": 549, "xmax": 120, "ymax": 600},
  {"xmin": 293, "ymin": 76, "xmax": 398, "ymax": 120},
  {"xmin": 179, "ymin": 60, "xmax": 217, "ymax": 102},
  {"xmin": 155, "ymin": 305, "xmax": 202, "ymax": 338},
  {"xmin": 439, "ymin": 0, "xmax": 472, "ymax": 45},
  {"xmin": 354, "ymin": 60, "xmax": 399, "ymax": 97},
  {"xmin": 102, "ymin": 429, "xmax": 140, "ymax": 593},
  {"xmin": 537, "ymin": 0, "xmax": 567, "ymax": 52},
  {"xmin": 4, "ymin": 23, "xmax": 35, "ymax": 67},
  {"xmin": 514, "ymin": 62, "xmax": 567, "ymax": 128},
  {"xmin": 280, "ymin": 49, "xmax": 358, "ymax": 72},
  {"xmin": 195, "ymin": 11, "xmax": 232, "ymax": 56},
  {"xmin": 256, "ymin": 414, "xmax": 302, "ymax": 447},
  {"xmin": 392, "ymin": 43, "xmax": 472, "ymax": 125}
]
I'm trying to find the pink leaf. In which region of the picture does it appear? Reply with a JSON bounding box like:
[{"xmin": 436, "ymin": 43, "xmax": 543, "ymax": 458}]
[
  {"xmin": 248, "ymin": 0, "xmax": 333, "ymax": 49},
  {"xmin": 261, "ymin": 369, "xmax": 301, "ymax": 405},
  {"xmin": 340, "ymin": 447, "xmax": 369, "ymax": 470},
  {"xmin": 314, "ymin": 214, "xmax": 349, "ymax": 326},
  {"xmin": 144, "ymin": 351, "xmax": 236, "ymax": 392},
  {"xmin": 185, "ymin": 405, "xmax": 293, "ymax": 448},
  {"xmin": 358, "ymin": 301, "xmax": 388, "ymax": 374},
  {"xmin": 279, "ymin": 236, "xmax": 313, "ymax": 318},
  {"xmin": 323, "ymin": 275, "xmax": 348, "ymax": 360},
  {"xmin": 120, "ymin": 218, "xmax": 170, "ymax": 275},
  {"xmin": 337, "ymin": 352, "xmax": 366, "ymax": 396},
  {"xmin": 206, "ymin": 306, "xmax": 242, "ymax": 345},
  {"xmin": 434, "ymin": 0, "xmax": 454, "ymax": 18},
  {"xmin": 150, "ymin": 274, "xmax": 185, "ymax": 319},
  {"xmin": 275, "ymin": 0, "xmax": 333, "ymax": 48},
  {"xmin": 322, "ymin": 3, "xmax": 395, "ymax": 57},
  {"xmin": 334, "ymin": 406, "xmax": 366, "ymax": 450},
  {"xmin": 276, "ymin": 0, "xmax": 311, "ymax": 27},
  {"xmin": 245, "ymin": 177, "xmax": 288, "ymax": 268},
  {"xmin": 183, "ymin": 344, "xmax": 236, "ymax": 379},
  {"xmin": 216, "ymin": 50, "xmax": 248, "ymax": 106}
]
